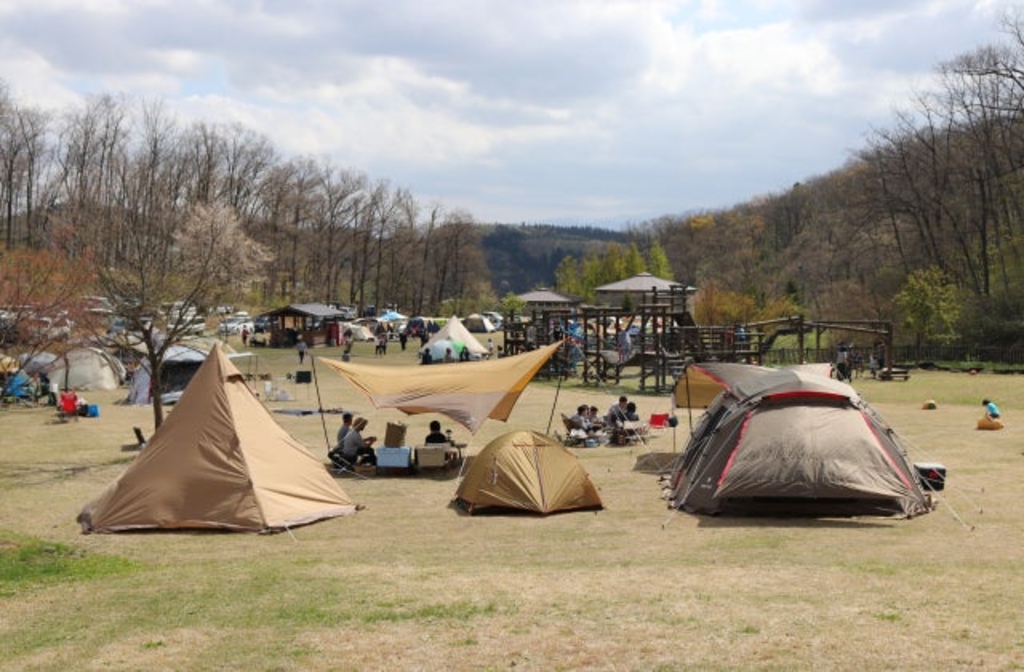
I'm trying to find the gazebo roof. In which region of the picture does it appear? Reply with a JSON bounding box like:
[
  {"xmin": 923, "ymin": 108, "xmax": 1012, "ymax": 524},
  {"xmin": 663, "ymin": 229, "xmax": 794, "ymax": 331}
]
[
  {"xmin": 518, "ymin": 289, "xmax": 578, "ymax": 304},
  {"xmin": 595, "ymin": 272, "xmax": 682, "ymax": 293},
  {"xmin": 265, "ymin": 303, "xmax": 344, "ymax": 318}
]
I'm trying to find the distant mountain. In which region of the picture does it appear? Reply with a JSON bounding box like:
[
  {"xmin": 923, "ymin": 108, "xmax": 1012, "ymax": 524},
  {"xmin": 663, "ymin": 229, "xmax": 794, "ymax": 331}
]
[{"xmin": 480, "ymin": 223, "xmax": 628, "ymax": 294}]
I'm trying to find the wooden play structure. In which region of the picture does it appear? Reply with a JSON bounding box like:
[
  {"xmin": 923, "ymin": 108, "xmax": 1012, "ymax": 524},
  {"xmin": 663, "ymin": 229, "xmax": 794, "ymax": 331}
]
[{"xmin": 503, "ymin": 287, "xmax": 902, "ymax": 392}]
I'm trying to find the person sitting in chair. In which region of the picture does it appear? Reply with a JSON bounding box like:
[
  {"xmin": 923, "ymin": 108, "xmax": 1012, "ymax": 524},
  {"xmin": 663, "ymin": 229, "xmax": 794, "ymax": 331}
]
[
  {"xmin": 341, "ymin": 417, "xmax": 377, "ymax": 466},
  {"xmin": 424, "ymin": 420, "xmax": 449, "ymax": 445},
  {"xmin": 328, "ymin": 412, "xmax": 354, "ymax": 468}
]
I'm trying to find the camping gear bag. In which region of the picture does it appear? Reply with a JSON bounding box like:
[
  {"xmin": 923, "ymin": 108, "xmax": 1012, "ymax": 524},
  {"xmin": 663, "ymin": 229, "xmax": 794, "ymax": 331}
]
[{"xmin": 384, "ymin": 422, "xmax": 407, "ymax": 447}]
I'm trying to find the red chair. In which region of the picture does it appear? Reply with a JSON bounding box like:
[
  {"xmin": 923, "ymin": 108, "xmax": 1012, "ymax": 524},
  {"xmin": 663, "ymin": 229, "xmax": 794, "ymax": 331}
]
[
  {"xmin": 648, "ymin": 413, "xmax": 670, "ymax": 435},
  {"xmin": 59, "ymin": 391, "xmax": 79, "ymax": 422}
]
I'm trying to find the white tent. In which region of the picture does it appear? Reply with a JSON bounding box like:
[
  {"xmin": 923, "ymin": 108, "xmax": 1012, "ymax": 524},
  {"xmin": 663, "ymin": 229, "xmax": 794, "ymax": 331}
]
[
  {"xmin": 126, "ymin": 344, "xmax": 206, "ymax": 405},
  {"xmin": 47, "ymin": 347, "xmax": 126, "ymax": 391},
  {"xmin": 422, "ymin": 316, "xmax": 487, "ymax": 356},
  {"xmin": 463, "ymin": 313, "xmax": 496, "ymax": 333}
]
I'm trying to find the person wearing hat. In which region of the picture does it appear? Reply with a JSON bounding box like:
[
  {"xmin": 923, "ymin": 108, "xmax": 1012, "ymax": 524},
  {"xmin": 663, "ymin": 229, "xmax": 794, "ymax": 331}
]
[{"xmin": 341, "ymin": 416, "xmax": 377, "ymax": 465}]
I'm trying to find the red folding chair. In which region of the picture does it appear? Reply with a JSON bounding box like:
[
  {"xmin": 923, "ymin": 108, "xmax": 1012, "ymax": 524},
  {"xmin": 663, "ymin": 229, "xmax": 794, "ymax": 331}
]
[
  {"xmin": 648, "ymin": 413, "xmax": 670, "ymax": 435},
  {"xmin": 59, "ymin": 391, "xmax": 79, "ymax": 422}
]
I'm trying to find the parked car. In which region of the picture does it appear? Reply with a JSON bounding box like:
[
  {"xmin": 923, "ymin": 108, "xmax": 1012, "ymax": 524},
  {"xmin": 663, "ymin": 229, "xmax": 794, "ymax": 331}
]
[
  {"xmin": 218, "ymin": 316, "xmax": 254, "ymax": 335},
  {"xmin": 184, "ymin": 316, "xmax": 207, "ymax": 336},
  {"xmin": 253, "ymin": 315, "xmax": 272, "ymax": 333},
  {"xmin": 482, "ymin": 311, "xmax": 504, "ymax": 330}
]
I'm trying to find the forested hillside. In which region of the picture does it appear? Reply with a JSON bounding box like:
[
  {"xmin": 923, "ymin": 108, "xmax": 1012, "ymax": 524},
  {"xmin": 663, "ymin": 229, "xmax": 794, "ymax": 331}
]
[{"xmin": 480, "ymin": 224, "xmax": 626, "ymax": 294}]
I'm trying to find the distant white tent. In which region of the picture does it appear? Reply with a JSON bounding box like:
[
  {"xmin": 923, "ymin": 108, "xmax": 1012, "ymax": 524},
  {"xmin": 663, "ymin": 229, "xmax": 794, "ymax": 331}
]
[
  {"xmin": 422, "ymin": 316, "xmax": 487, "ymax": 356},
  {"xmin": 126, "ymin": 345, "xmax": 207, "ymax": 405},
  {"xmin": 47, "ymin": 347, "xmax": 126, "ymax": 391},
  {"xmin": 463, "ymin": 313, "xmax": 496, "ymax": 333}
]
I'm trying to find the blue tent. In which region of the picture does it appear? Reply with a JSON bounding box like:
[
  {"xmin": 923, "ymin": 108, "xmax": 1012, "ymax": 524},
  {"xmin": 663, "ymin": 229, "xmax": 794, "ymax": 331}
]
[{"xmin": 2, "ymin": 370, "xmax": 33, "ymax": 400}]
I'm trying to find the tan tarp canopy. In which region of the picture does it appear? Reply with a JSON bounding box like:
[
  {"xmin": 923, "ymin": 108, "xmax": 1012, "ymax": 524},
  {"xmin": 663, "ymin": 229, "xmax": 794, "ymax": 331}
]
[
  {"xmin": 668, "ymin": 362, "xmax": 933, "ymax": 518},
  {"xmin": 454, "ymin": 430, "xmax": 603, "ymax": 515},
  {"xmin": 79, "ymin": 343, "xmax": 356, "ymax": 533},
  {"xmin": 320, "ymin": 341, "xmax": 561, "ymax": 434}
]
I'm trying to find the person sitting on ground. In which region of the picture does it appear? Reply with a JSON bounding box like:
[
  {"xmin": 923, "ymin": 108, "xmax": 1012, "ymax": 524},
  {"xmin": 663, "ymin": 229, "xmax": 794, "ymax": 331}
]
[
  {"xmin": 424, "ymin": 420, "xmax": 449, "ymax": 445},
  {"xmin": 587, "ymin": 406, "xmax": 604, "ymax": 429},
  {"xmin": 328, "ymin": 412, "xmax": 354, "ymax": 466},
  {"xmin": 624, "ymin": 401, "xmax": 640, "ymax": 422},
  {"xmin": 606, "ymin": 396, "xmax": 629, "ymax": 427},
  {"xmin": 341, "ymin": 417, "xmax": 377, "ymax": 466},
  {"xmin": 421, "ymin": 348, "xmax": 433, "ymax": 365},
  {"xmin": 444, "ymin": 347, "xmax": 456, "ymax": 364},
  {"xmin": 569, "ymin": 405, "xmax": 602, "ymax": 442},
  {"xmin": 983, "ymin": 398, "xmax": 1001, "ymax": 421},
  {"xmin": 569, "ymin": 405, "xmax": 593, "ymax": 432}
]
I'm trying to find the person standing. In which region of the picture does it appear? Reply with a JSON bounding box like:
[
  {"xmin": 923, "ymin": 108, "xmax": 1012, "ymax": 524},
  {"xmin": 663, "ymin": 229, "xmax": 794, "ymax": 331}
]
[
  {"xmin": 486, "ymin": 338, "xmax": 495, "ymax": 359},
  {"xmin": 296, "ymin": 335, "xmax": 308, "ymax": 364},
  {"xmin": 241, "ymin": 326, "xmax": 250, "ymax": 347},
  {"xmin": 617, "ymin": 328, "xmax": 632, "ymax": 363},
  {"xmin": 835, "ymin": 344, "xmax": 850, "ymax": 382}
]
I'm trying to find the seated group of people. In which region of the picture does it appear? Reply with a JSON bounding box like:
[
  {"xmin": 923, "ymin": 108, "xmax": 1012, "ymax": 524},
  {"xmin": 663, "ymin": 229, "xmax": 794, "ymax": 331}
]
[
  {"xmin": 328, "ymin": 416, "xmax": 455, "ymax": 471},
  {"xmin": 565, "ymin": 396, "xmax": 645, "ymax": 446}
]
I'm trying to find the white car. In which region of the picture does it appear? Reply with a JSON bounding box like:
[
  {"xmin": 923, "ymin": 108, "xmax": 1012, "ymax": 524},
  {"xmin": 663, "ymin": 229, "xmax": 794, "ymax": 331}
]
[
  {"xmin": 482, "ymin": 311, "xmax": 504, "ymax": 330},
  {"xmin": 218, "ymin": 317, "xmax": 254, "ymax": 335}
]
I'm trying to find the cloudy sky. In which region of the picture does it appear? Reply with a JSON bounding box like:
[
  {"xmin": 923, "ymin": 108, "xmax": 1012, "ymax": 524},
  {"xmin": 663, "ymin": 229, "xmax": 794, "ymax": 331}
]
[{"xmin": 0, "ymin": 1, "xmax": 1011, "ymax": 226}]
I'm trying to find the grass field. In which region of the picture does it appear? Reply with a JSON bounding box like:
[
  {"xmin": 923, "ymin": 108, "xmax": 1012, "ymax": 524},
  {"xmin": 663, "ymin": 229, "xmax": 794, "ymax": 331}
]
[{"xmin": 2, "ymin": 338, "xmax": 1023, "ymax": 670}]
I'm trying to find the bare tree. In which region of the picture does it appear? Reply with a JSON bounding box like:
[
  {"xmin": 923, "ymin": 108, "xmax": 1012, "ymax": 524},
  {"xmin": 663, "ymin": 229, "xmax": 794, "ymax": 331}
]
[{"xmin": 95, "ymin": 203, "xmax": 269, "ymax": 428}]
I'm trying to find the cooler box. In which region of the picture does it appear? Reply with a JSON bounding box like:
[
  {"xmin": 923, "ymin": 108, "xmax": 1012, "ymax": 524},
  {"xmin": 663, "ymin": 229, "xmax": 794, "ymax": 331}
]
[
  {"xmin": 384, "ymin": 422, "xmax": 407, "ymax": 447},
  {"xmin": 914, "ymin": 462, "xmax": 946, "ymax": 491},
  {"xmin": 417, "ymin": 446, "xmax": 448, "ymax": 468},
  {"xmin": 376, "ymin": 446, "xmax": 411, "ymax": 469}
]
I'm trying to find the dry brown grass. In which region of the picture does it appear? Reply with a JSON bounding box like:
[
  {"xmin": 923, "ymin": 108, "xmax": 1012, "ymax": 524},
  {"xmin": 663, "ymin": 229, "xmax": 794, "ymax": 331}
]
[{"xmin": 2, "ymin": 340, "xmax": 1023, "ymax": 670}]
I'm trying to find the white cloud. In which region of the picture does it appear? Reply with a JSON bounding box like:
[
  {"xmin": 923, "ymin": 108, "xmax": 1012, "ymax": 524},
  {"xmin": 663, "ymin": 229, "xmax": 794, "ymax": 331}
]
[{"xmin": 0, "ymin": 0, "xmax": 1012, "ymax": 223}]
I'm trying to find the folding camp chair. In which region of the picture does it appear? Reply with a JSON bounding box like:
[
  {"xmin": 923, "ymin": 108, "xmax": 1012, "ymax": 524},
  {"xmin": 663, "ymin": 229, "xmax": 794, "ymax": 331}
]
[
  {"xmin": 327, "ymin": 448, "xmax": 372, "ymax": 479},
  {"xmin": 648, "ymin": 413, "xmax": 670, "ymax": 436},
  {"xmin": 58, "ymin": 391, "xmax": 79, "ymax": 422}
]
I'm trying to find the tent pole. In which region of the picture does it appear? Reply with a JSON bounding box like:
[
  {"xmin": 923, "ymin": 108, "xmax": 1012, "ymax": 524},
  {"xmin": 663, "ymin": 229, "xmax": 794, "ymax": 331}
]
[
  {"xmin": 546, "ymin": 367, "xmax": 564, "ymax": 436},
  {"xmin": 311, "ymin": 355, "xmax": 331, "ymax": 451}
]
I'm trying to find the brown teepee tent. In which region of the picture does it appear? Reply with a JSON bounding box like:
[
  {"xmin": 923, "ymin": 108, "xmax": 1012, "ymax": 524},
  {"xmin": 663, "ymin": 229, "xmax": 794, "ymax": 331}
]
[
  {"xmin": 453, "ymin": 430, "xmax": 603, "ymax": 515},
  {"xmin": 78, "ymin": 343, "xmax": 357, "ymax": 533}
]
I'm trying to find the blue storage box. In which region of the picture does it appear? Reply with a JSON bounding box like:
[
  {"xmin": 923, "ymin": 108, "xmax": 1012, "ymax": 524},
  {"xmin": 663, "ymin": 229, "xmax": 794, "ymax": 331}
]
[{"xmin": 376, "ymin": 446, "xmax": 411, "ymax": 468}]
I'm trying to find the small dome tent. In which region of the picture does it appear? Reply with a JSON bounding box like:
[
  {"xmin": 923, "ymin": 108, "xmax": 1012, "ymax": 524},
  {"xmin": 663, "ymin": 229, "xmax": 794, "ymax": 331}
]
[
  {"xmin": 669, "ymin": 363, "xmax": 934, "ymax": 518},
  {"xmin": 454, "ymin": 430, "xmax": 603, "ymax": 515}
]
